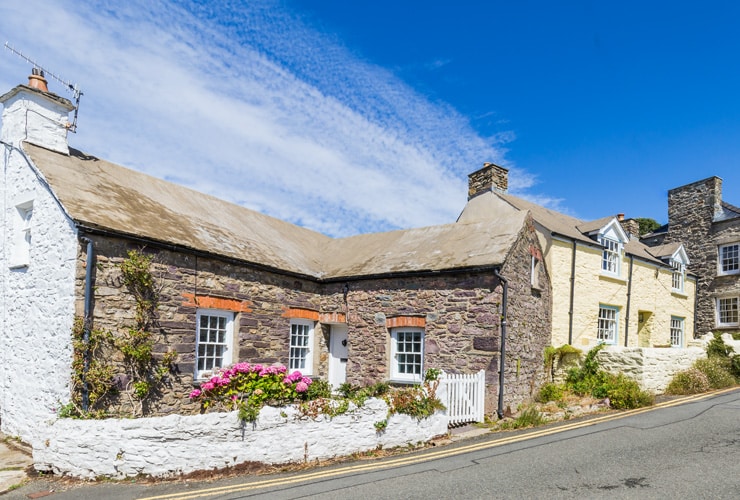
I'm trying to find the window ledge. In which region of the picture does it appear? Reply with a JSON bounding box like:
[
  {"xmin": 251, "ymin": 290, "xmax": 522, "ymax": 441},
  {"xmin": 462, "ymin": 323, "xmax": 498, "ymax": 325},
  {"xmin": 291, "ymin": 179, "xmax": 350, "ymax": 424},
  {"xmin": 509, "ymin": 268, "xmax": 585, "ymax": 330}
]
[
  {"xmin": 671, "ymin": 290, "xmax": 688, "ymax": 298},
  {"xmin": 8, "ymin": 262, "xmax": 29, "ymax": 270}
]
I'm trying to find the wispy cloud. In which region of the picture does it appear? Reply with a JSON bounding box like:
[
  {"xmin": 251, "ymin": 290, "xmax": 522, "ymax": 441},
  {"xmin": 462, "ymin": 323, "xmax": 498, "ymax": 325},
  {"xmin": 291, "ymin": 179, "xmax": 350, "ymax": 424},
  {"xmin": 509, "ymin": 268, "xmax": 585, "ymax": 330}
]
[{"xmin": 0, "ymin": 0, "xmax": 532, "ymax": 237}]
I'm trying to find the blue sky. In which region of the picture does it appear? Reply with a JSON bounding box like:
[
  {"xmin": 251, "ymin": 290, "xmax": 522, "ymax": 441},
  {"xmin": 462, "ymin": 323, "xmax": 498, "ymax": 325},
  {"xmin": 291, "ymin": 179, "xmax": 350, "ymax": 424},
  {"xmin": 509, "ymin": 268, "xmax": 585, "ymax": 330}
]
[{"xmin": 2, "ymin": 1, "xmax": 739, "ymax": 237}]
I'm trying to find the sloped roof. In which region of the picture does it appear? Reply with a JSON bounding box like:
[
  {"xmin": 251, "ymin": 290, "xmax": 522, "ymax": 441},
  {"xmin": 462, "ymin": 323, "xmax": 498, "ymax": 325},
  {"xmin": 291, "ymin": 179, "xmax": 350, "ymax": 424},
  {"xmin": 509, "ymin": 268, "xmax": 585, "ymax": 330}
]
[
  {"xmin": 716, "ymin": 200, "xmax": 740, "ymax": 222},
  {"xmin": 24, "ymin": 142, "xmax": 525, "ymax": 280},
  {"xmin": 459, "ymin": 190, "xmax": 666, "ymax": 266}
]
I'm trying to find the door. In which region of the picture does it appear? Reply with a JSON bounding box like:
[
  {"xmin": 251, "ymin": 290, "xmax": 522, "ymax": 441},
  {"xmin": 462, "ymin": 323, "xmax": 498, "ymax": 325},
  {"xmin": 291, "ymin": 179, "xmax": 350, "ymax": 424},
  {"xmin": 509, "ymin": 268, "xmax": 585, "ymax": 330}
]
[{"xmin": 328, "ymin": 325, "xmax": 348, "ymax": 390}]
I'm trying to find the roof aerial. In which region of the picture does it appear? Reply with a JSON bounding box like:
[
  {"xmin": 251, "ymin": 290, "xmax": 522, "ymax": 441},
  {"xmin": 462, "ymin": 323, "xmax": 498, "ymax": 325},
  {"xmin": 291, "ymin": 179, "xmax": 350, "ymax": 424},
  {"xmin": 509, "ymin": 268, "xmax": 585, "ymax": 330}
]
[{"xmin": 4, "ymin": 41, "xmax": 83, "ymax": 132}]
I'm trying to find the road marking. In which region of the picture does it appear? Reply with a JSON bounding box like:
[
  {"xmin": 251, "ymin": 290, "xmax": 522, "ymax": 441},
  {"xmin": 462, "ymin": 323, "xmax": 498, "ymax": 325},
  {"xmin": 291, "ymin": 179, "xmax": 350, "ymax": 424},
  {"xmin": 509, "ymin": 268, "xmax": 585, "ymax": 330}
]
[{"xmin": 139, "ymin": 387, "xmax": 738, "ymax": 500}]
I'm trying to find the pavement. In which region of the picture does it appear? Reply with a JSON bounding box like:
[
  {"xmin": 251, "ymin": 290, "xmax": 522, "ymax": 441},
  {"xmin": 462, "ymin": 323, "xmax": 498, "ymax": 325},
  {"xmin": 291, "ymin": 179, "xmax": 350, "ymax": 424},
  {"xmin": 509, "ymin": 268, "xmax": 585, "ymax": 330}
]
[{"xmin": 0, "ymin": 435, "xmax": 33, "ymax": 495}]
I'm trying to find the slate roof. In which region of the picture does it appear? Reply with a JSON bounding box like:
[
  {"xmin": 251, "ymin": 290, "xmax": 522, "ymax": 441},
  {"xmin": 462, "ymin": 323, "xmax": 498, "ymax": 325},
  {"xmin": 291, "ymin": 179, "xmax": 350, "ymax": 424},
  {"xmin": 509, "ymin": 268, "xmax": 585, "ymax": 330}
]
[
  {"xmin": 459, "ymin": 190, "xmax": 667, "ymax": 267},
  {"xmin": 25, "ymin": 142, "xmax": 526, "ymax": 280}
]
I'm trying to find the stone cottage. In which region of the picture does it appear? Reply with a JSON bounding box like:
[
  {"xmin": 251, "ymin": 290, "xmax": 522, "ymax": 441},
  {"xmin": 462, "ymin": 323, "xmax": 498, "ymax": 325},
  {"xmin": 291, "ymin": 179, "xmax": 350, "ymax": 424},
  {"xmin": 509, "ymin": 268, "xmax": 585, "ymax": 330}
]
[
  {"xmin": 0, "ymin": 74, "xmax": 551, "ymax": 446},
  {"xmin": 459, "ymin": 163, "xmax": 696, "ymax": 350},
  {"xmin": 642, "ymin": 177, "xmax": 740, "ymax": 336}
]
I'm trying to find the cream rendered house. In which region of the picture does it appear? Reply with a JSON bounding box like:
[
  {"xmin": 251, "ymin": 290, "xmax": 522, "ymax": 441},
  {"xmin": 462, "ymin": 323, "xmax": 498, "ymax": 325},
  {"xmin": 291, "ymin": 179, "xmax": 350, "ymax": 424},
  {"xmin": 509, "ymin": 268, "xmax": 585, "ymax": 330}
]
[{"xmin": 460, "ymin": 163, "xmax": 696, "ymax": 349}]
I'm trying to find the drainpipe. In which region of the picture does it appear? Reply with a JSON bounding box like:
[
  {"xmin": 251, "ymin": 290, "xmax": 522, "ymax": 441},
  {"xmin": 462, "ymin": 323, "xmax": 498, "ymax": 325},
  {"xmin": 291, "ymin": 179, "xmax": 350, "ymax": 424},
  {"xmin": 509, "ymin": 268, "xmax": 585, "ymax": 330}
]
[
  {"xmin": 568, "ymin": 240, "xmax": 576, "ymax": 345},
  {"xmin": 80, "ymin": 236, "xmax": 94, "ymax": 411},
  {"xmin": 494, "ymin": 268, "xmax": 508, "ymax": 419},
  {"xmin": 624, "ymin": 255, "xmax": 634, "ymax": 347}
]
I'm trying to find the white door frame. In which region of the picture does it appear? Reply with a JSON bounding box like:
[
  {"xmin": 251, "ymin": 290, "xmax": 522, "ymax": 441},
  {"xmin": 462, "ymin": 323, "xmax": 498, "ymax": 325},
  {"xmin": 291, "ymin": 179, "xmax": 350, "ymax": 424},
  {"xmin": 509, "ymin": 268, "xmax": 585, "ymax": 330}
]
[{"xmin": 328, "ymin": 325, "xmax": 348, "ymax": 390}]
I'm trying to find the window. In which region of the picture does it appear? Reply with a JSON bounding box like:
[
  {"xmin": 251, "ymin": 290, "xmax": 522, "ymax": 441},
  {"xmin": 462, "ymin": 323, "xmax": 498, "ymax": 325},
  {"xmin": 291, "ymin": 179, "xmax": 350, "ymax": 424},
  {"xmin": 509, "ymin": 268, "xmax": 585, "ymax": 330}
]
[
  {"xmin": 717, "ymin": 297, "xmax": 739, "ymax": 327},
  {"xmin": 195, "ymin": 309, "xmax": 234, "ymax": 379},
  {"xmin": 671, "ymin": 259, "xmax": 685, "ymax": 292},
  {"xmin": 600, "ymin": 237, "xmax": 620, "ymax": 275},
  {"xmin": 9, "ymin": 202, "xmax": 33, "ymax": 268},
  {"xmin": 597, "ymin": 305, "xmax": 618, "ymax": 345},
  {"xmin": 289, "ymin": 319, "xmax": 314, "ymax": 374},
  {"xmin": 670, "ymin": 317, "xmax": 684, "ymax": 347},
  {"xmin": 718, "ymin": 244, "xmax": 739, "ymax": 275},
  {"xmin": 390, "ymin": 328, "xmax": 424, "ymax": 382}
]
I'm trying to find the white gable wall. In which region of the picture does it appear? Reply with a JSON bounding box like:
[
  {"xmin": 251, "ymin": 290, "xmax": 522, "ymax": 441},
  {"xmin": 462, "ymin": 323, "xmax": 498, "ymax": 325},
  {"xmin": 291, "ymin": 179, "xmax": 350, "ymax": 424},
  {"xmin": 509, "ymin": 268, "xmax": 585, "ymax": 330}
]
[{"xmin": 1, "ymin": 132, "xmax": 78, "ymax": 444}]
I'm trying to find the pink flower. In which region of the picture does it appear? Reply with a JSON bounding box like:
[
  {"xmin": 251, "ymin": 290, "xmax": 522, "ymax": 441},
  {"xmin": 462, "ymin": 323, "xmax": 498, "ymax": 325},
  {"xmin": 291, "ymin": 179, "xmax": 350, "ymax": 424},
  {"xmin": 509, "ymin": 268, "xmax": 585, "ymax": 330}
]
[
  {"xmin": 234, "ymin": 362, "xmax": 251, "ymax": 373},
  {"xmin": 301, "ymin": 376, "xmax": 312, "ymax": 386},
  {"xmin": 295, "ymin": 382, "xmax": 308, "ymax": 393},
  {"xmin": 201, "ymin": 382, "xmax": 215, "ymax": 391},
  {"xmin": 189, "ymin": 389, "xmax": 202, "ymax": 399},
  {"xmin": 231, "ymin": 394, "xmax": 238, "ymax": 401},
  {"xmin": 283, "ymin": 377, "xmax": 292, "ymax": 385},
  {"xmin": 218, "ymin": 377, "xmax": 231, "ymax": 386}
]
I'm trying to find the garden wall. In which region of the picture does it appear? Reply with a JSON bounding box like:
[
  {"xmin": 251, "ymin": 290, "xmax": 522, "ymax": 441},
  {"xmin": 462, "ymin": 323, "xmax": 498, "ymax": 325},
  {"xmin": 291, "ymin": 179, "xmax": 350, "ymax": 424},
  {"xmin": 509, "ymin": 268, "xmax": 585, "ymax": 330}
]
[
  {"xmin": 32, "ymin": 399, "xmax": 447, "ymax": 479},
  {"xmin": 596, "ymin": 347, "xmax": 706, "ymax": 393}
]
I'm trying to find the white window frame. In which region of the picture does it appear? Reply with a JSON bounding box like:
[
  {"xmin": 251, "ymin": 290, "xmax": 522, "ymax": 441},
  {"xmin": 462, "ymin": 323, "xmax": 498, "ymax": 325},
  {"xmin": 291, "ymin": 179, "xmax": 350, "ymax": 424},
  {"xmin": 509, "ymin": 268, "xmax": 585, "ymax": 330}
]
[
  {"xmin": 195, "ymin": 309, "xmax": 234, "ymax": 380},
  {"xmin": 289, "ymin": 319, "xmax": 315, "ymax": 375},
  {"xmin": 671, "ymin": 259, "xmax": 685, "ymax": 292},
  {"xmin": 718, "ymin": 243, "xmax": 739, "ymax": 276},
  {"xmin": 670, "ymin": 316, "xmax": 684, "ymax": 348},
  {"xmin": 390, "ymin": 327, "xmax": 424, "ymax": 383},
  {"xmin": 597, "ymin": 305, "xmax": 618, "ymax": 345},
  {"xmin": 600, "ymin": 237, "xmax": 621, "ymax": 276},
  {"xmin": 716, "ymin": 297, "xmax": 739, "ymax": 327},
  {"xmin": 9, "ymin": 201, "xmax": 33, "ymax": 268}
]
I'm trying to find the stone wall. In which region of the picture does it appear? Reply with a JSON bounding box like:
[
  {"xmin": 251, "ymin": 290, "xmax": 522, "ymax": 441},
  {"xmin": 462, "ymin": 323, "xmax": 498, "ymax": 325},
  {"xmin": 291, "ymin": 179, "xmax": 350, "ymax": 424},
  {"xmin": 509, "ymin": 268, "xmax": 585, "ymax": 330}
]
[
  {"xmin": 596, "ymin": 346, "xmax": 706, "ymax": 393},
  {"xmin": 80, "ymin": 214, "xmax": 551, "ymax": 419},
  {"xmin": 32, "ymin": 399, "xmax": 447, "ymax": 479},
  {"xmin": 0, "ymin": 144, "xmax": 78, "ymax": 445},
  {"xmin": 665, "ymin": 177, "xmax": 740, "ymax": 336}
]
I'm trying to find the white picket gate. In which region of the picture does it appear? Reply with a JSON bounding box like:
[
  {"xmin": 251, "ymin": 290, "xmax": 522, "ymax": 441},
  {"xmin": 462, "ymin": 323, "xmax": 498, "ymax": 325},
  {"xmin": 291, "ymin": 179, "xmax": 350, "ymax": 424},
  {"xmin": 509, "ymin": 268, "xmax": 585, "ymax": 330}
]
[{"xmin": 437, "ymin": 369, "xmax": 486, "ymax": 426}]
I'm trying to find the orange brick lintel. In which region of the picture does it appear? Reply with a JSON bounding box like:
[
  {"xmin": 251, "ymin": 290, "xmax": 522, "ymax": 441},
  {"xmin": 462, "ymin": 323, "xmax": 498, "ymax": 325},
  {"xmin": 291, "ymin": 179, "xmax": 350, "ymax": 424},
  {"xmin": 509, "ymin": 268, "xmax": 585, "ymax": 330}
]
[
  {"xmin": 283, "ymin": 308, "xmax": 320, "ymax": 321},
  {"xmin": 319, "ymin": 312, "xmax": 346, "ymax": 324},
  {"xmin": 182, "ymin": 293, "xmax": 253, "ymax": 313},
  {"xmin": 386, "ymin": 316, "xmax": 426, "ymax": 329}
]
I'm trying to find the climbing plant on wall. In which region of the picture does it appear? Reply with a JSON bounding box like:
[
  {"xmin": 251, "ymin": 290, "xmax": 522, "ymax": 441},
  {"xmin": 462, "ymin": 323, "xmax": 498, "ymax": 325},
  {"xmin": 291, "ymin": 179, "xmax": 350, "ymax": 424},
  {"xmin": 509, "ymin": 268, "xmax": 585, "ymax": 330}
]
[{"xmin": 61, "ymin": 248, "xmax": 176, "ymax": 418}]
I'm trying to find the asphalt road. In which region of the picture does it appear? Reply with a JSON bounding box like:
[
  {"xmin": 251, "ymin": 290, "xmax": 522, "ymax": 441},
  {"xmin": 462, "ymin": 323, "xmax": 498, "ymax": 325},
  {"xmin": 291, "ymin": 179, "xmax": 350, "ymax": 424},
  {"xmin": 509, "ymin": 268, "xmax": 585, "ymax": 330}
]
[{"xmin": 11, "ymin": 387, "xmax": 740, "ymax": 499}]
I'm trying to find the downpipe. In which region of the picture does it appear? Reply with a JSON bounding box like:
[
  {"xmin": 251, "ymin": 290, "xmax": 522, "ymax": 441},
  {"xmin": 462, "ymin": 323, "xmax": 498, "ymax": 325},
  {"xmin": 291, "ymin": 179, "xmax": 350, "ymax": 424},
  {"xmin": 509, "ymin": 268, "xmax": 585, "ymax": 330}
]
[
  {"xmin": 80, "ymin": 236, "xmax": 94, "ymax": 411},
  {"xmin": 494, "ymin": 268, "xmax": 508, "ymax": 419}
]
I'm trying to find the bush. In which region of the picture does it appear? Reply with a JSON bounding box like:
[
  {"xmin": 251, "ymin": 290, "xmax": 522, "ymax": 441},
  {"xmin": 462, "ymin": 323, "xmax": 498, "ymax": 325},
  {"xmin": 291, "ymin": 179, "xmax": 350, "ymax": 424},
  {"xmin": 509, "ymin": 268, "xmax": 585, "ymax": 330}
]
[
  {"xmin": 602, "ymin": 373, "xmax": 654, "ymax": 409},
  {"xmin": 499, "ymin": 406, "xmax": 546, "ymax": 430},
  {"xmin": 665, "ymin": 368, "xmax": 711, "ymax": 395},
  {"xmin": 537, "ymin": 382, "xmax": 565, "ymax": 403},
  {"xmin": 694, "ymin": 357, "xmax": 737, "ymax": 389}
]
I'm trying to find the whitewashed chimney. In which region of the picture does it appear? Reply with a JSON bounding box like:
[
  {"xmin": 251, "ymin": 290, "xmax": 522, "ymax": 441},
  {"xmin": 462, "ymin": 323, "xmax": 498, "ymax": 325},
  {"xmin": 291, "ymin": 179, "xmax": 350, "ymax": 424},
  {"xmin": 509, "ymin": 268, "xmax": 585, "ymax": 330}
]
[{"xmin": 0, "ymin": 70, "xmax": 75, "ymax": 154}]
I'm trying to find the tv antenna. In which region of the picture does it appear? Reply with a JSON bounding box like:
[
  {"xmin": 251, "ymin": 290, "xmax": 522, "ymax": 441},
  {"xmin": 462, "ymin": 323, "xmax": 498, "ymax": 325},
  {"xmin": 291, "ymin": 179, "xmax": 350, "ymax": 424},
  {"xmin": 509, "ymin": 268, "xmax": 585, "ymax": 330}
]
[{"xmin": 4, "ymin": 42, "xmax": 83, "ymax": 132}]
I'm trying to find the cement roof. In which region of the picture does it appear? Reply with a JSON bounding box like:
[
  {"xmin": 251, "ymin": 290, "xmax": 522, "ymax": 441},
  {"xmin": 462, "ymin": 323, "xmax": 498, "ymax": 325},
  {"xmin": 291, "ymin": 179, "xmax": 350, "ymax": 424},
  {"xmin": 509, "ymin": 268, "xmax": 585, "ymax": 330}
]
[
  {"xmin": 459, "ymin": 190, "xmax": 666, "ymax": 266},
  {"xmin": 25, "ymin": 143, "xmax": 525, "ymax": 280}
]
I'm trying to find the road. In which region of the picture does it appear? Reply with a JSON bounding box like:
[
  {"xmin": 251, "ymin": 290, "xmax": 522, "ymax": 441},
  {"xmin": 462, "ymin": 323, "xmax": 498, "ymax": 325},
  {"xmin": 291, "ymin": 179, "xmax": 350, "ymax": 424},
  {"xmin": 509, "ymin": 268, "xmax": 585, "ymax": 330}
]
[{"xmin": 11, "ymin": 387, "xmax": 740, "ymax": 499}]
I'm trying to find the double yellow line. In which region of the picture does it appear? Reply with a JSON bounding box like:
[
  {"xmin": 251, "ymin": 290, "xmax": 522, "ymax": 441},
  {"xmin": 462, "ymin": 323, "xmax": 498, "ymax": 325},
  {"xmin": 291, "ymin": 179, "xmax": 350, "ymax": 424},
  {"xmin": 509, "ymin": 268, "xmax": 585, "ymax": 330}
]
[{"xmin": 140, "ymin": 387, "xmax": 738, "ymax": 500}]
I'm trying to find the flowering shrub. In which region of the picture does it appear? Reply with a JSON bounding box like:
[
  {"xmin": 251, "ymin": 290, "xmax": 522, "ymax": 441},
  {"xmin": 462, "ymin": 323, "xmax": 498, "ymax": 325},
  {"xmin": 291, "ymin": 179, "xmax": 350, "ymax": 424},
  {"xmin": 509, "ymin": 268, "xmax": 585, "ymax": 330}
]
[{"xmin": 189, "ymin": 363, "xmax": 313, "ymax": 423}]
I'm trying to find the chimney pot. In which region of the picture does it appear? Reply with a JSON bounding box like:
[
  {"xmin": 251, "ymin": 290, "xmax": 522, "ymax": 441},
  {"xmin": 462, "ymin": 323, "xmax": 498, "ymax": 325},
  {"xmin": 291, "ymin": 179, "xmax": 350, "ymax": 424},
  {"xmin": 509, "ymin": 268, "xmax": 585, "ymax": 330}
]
[
  {"xmin": 27, "ymin": 68, "xmax": 49, "ymax": 93},
  {"xmin": 617, "ymin": 213, "xmax": 625, "ymax": 221}
]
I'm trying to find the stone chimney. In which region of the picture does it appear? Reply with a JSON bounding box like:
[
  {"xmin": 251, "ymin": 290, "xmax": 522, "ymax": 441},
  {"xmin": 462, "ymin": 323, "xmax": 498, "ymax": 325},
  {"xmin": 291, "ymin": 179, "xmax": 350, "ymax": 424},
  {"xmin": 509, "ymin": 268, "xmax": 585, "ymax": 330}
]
[
  {"xmin": 618, "ymin": 215, "xmax": 640, "ymax": 238},
  {"xmin": 468, "ymin": 162, "xmax": 508, "ymax": 200},
  {"xmin": 0, "ymin": 72, "xmax": 75, "ymax": 154}
]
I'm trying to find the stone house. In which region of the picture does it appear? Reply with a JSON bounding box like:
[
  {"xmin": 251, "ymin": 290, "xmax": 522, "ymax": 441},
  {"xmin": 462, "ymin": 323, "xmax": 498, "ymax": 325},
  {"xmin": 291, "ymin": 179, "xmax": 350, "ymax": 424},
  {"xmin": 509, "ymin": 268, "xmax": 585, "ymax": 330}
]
[
  {"xmin": 0, "ymin": 74, "xmax": 551, "ymax": 445},
  {"xmin": 642, "ymin": 177, "xmax": 740, "ymax": 337},
  {"xmin": 459, "ymin": 164, "xmax": 696, "ymax": 350}
]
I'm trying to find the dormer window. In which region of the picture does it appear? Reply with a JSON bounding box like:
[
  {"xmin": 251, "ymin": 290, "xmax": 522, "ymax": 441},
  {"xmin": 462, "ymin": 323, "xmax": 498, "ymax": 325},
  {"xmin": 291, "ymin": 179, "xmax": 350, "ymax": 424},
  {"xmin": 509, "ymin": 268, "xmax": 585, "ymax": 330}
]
[
  {"xmin": 600, "ymin": 237, "xmax": 621, "ymax": 275},
  {"xmin": 671, "ymin": 259, "xmax": 685, "ymax": 292}
]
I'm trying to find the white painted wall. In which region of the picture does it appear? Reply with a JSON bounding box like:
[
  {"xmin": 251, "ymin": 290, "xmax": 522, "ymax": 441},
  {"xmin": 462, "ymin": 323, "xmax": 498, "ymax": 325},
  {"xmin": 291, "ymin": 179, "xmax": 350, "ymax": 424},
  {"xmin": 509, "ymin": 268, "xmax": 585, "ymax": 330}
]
[
  {"xmin": 1, "ymin": 88, "xmax": 78, "ymax": 444},
  {"xmin": 33, "ymin": 399, "xmax": 448, "ymax": 479},
  {"xmin": 596, "ymin": 346, "xmax": 706, "ymax": 394}
]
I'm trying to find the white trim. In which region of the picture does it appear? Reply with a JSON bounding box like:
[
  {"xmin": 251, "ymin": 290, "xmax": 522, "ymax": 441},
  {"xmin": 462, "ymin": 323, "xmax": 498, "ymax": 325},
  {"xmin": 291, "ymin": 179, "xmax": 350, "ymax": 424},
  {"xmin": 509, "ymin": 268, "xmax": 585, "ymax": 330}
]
[
  {"xmin": 716, "ymin": 297, "xmax": 739, "ymax": 327},
  {"xmin": 597, "ymin": 305, "xmax": 619, "ymax": 345},
  {"xmin": 289, "ymin": 319, "xmax": 315, "ymax": 375},
  {"xmin": 718, "ymin": 243, "xmax": 739, "ymax": 276},
  {"xmin": 670, "ymin": 316, "xmax": 684, "ymax": 348},
  {"xmin": 195, "ymin": 309, "xmax": 235, "ymax": 380},
  {"xmin": 390, "ymin": 327, "xmax": 424, "ymax": 383}
]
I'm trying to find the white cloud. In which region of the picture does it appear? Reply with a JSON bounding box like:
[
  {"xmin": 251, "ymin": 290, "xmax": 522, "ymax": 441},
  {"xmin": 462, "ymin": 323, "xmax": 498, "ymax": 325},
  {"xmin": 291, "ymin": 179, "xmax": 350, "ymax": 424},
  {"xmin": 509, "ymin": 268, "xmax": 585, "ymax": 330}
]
[{"xmin": 0, "ymin": 0, "xmax": 537, "ymax": 237}]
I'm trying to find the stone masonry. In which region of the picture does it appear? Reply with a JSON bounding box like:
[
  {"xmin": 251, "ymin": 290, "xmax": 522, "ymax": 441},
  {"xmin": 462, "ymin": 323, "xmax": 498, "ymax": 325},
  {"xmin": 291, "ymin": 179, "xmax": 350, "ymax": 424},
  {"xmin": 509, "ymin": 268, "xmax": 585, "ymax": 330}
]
[
  {"xmin": 79, "ymin": 212, "xmax": 550, "ymax": 418},
  {"xmin": 660, "ymin": 177, "xmax": 740, "ymax": 336}
]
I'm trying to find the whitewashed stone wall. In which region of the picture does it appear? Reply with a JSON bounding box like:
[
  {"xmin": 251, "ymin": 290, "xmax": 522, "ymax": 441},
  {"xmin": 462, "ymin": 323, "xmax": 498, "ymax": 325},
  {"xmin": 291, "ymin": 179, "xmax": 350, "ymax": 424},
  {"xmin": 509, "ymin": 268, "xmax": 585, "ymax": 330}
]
[
  {"xmin": 0, "ymin": 93, "xmax": 78, "ymax": 444},
  {"xmin": 596, "ymin": 347, "xmax": 706, "ymax": 393},
  {"xmin": 33, "ymin": 399, "xmax": 448, "ymax": 479}
]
